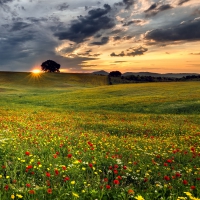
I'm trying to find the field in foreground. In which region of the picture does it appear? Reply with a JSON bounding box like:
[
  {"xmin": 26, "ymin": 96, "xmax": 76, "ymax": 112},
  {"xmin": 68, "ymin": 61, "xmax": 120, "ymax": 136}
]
[{"xmin": 0, "ymin": 72, "xmax": 200, "ymax": 200}]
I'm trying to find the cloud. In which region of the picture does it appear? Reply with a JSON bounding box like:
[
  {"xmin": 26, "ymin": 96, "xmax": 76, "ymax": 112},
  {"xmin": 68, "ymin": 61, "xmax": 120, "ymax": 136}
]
[
  {"xmin": 144, "ymin": 3, "xmax": 173, "ymax": 17},
  {"xmin": 10, "ymin": 22, "xmax": 31, "ymax": 31},
  {"xmin": 145, "ymin": 18, "xmax": 200, "ymax": 42},
  {"xmin": 91, "ymin": 37, "xmax": 109, "ymax": 45},
  {"xmin": 178, "ymin": 0, "xmax": 190, "ymax": 5},
  {"xmin": 54, "ymin": 4, "xmax": 115, "ymax": 43},
  {"xmin": 123, "ymin": 19, "xmax": 147, "ymax": 26},
  {"xmin": 114, "ymin": 0, "xmax": 135, "ymax": 9},
  {"xmin": 0, "ymin": 0, "xmax": 13, "ymax": 4},
  {"xmin": 57, "ymin": 3, "xmax": 69, "ymax": 11},
  {"xmin": 111, "ymin": 46, "xmax": 148, "ymax": 57},
  {"xmin": 190, "ymin": 52, "xmax": 200, "ymax": 55}
]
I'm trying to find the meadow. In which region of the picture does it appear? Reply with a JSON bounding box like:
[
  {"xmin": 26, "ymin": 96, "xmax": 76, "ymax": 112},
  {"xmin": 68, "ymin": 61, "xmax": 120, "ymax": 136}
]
[{"xmin": 0, "ymin": 72, "xmax": 200, "ymax": 200}]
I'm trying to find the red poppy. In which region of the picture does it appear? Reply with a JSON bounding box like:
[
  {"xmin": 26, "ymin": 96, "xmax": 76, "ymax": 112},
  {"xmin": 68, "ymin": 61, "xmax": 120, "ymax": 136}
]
[
  {"xmin": 144, "ymin": 178, "xmax": 148, "ymax": 182},
  {"xmin": 47, "ymin": 188, "xmax": 52, "ymax": 194},
  {"xmin": 175, "ymin": 172, "xmax": 181, "ymax": 177},
  {"xmin": 25, "ymin": 151, "xmax": 30, "ymax": 156},
  {"xmin": 166, "ymin": 159, "xmax": 172, "ymax": 163},
  {"xmin": 113, "ymin": 179, "xmax": 120, "ymax": 184},
  {"xmin": 104, "ymin": 178, "xmax": 108, "ymax": 182},
  {"xmin": 29, "ymin": 190, "xmax": 35, "ymax": 194},
  {"xmin": 4, "ymin": 185, "xmax": 9, "ymax": 191},
  {"xmin": 54, "ymin": 169, "xmax": 59, "ymax": 176},
  {"xmin": 114, "ymin": 164, "xmax": 118, "ymax": 169},
  {"xmin": 183, "ymin": 180, "xmax": 188, "ymax": 185},
  {"xmin": 26, "ymin": 183, "xmax": 31, "ymax": 188},
  {"xmin": 164, "ymin": 176, "xmax": 170, "ymax": 181},
  {"xmin": 128, "ymin": 189, "xmax": 134, "ymax": 195},
  {"xmin": 62, "ymin": 166, "xmax": 67, "ymax": 170},
  {"xmin": 64, "ymin": 177, "xmax": 70, "ymax": 182},
  {"xmin": 113, "ymin": 169, "xmax": 118, "ymax": 174},
  {"xmin": 88, "ymin": 163, "xmax": 93, "ymax": 168},
  {"xmin": 46, "ymin": 172, "xmax": 51, "ymax": 177},
  {"xmin": 106, "ymin": 185, "xmax": 111, "ymax": 189},
  {"xmin": 123, "ymin": 165, "xmax": 127, "ymax": 170},
  {"xmin": 67, "ymin": 154, "xmax": 72, "ymax": 158},
  {"xmin": 190, "ymin": 185, "xmax": 196, "ymax": 190},
  {"xmin": 117, "ymin": 176, "xmax": 122, "ymax": 180},
  {"xmin": 26, "ymin": 165, "xmax": 33, "ymax": 169}
]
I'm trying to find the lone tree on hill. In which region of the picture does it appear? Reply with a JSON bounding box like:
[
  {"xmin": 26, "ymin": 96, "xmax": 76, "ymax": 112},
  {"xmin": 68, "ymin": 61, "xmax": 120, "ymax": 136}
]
[
  {"xmin": 41, "ymin": 60, "xmax": 60, "ymax": 72},
  {"xmin": 109, "ymin": 71, "xmax": 122, "ymax": 77}
]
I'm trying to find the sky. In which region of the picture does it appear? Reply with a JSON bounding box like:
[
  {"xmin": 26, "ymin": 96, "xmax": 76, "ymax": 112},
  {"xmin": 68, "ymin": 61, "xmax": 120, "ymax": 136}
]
[{"xmin": 0, "ymin": 0, "xmax": 200, "ymax": 73}]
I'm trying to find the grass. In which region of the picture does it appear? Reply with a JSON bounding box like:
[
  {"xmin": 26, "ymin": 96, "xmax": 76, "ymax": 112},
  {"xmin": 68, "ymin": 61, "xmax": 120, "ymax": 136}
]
[{"xmin": 0, "ymin": 72, "xmax": 200, "ymax": 200}]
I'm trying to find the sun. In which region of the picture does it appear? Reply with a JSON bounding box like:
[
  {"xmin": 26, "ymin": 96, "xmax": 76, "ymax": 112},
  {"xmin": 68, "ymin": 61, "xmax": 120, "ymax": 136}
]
[{"xmin": 32, "ymin": 69, "xmax": 41, "ymax": 74}]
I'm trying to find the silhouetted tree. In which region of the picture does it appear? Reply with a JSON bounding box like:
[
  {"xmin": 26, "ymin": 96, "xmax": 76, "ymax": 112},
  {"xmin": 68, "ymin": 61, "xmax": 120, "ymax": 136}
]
[
  {"xmin": 41, "ymin": 60, "xmax": 60, "ymax": 72},
  {"xmin": 109, "ymin": 71, "xmax": 122, "ymax": 77}
]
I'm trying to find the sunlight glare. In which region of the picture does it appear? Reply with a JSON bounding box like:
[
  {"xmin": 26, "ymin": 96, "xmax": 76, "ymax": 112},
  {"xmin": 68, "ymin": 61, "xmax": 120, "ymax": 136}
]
[{"xmin": 32, "ymin": 69, "xmax": 41, "ymax": 74}]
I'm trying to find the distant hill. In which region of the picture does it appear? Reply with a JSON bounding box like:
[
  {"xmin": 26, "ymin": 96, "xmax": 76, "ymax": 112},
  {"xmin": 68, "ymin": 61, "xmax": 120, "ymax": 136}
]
[
  {"xmin": 0, "ymin": 72, "xmax": 109, "ymax": 88},
  {"xmin": 122, "ymin": 72, "xmax": 199, "ymax": 78},
  {"xmin": 93, "ymin": 70, "xmax": 109, "ymax": 76}
]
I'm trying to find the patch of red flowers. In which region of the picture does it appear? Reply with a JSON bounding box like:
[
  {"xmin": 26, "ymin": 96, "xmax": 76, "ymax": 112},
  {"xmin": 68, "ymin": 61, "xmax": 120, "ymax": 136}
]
[
  {"xmin": 164, "ymin": 176, "xmax": 170, "ymax": 181},
  {"xmin": 47, "ymin": 188, "xmax": 52, "ymax": 194}
]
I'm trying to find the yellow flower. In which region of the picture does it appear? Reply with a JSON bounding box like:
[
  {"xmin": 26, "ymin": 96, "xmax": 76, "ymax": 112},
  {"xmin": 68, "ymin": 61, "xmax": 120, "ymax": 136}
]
[
  {"xmin": 16, "ymin": 194, "xmax": 23, "ymax": 198},
  {"xmin": 11, "ymin": 194, "xmax": 15, "ymax": 199},
  {"xmin": 0, "ymin": 175, "xmax": 2, "ymax": 178},
  {"xmin": 6, "ymin": 176, "xmax": 10, "ymax": 179},
  {"xmin": 82, "ymin": 190, "xmax": 85, "ymax": 193},
  {"xmin": 82, "ymin": 167, "xmax": 86, "ymax": 171},
  {"xmin": 72, "ymin": 192, "xmax": 79, "ymax": 198},
  {"xmin": 135, "ymin": 195, "xmax": 145, "ymax": 200},
  {"xmin": 71, "ymin": 181, "xmax": 75, "ymax": 185}
]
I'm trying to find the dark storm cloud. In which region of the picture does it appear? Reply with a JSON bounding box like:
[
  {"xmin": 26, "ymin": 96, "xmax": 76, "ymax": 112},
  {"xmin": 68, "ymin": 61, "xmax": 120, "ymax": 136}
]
[
  {"xmin": 57, "ymin": 3, "xmax": 69, "ymax": 11},
  {"xmin": 54, "ymin": 4, "xmax": 115, "ymax": 43},
  {"xmin": 114, "ymin": 0, "xmax": 135, "ymax": 9},
  {"xmin": 110, "ymin": 29, "xmax": 122, "ymax": 34},
  {"xmin": 123, "ymin": 19, "xmax": 143, "ymax": 26},
  {"xmin": 178, "ymin": 0, "xmax": 190, "ymax": 5},
  {"xmin": 0, "ymin": 0, "xmax": 13, "ymax": 4},
  {"xmin": 110, "ymin": 46, "xmax": 148, "ymax": 57},
  {"xmin": 10, "ymin": 22, "xmax": 31, "ymax": 31},
  {"xmin": 113, "ymin": 36, "xmax": 121, "ymax": 41},
  {"xmin": 26, "ymin": 17, "xmax": 48, "ymax": 23},
  {"xmin": 144, "ymin": 3, "xmax": 173, "ymax": 17},
  {"xmin": 145, "ymin": 18, "xmax": 200, "ymax": 42},
  {"xmin": 91, "ymin": 37, "xmax": 109, "ymax": 45}
]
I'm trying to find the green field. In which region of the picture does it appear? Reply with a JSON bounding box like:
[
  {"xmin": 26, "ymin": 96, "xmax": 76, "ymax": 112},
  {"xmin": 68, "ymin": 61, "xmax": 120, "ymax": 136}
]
[{"xmin": 0, "ymin": 72, "xmax": 200, "ymax": 200}]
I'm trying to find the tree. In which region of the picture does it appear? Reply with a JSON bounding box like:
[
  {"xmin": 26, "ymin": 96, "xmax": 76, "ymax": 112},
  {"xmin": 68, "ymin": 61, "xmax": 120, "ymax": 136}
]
[
  {"xmin": 109, "ymin": 71, "xmax": 122, "ymax": 77},
  {"xmin": 41, "ymin": 60, "xmax": 60, "ymax": 72}
]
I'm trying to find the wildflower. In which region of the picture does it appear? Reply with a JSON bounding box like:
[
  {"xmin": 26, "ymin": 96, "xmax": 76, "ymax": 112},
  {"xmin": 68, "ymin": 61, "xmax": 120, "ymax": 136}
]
[
  {"xmin": 128, "ymin": 189, "xmax": 134, "ymax": 195},
  {"xmin": 0, "ymin": 175, "xmax": 2, "ymax": 178},
  {"xmin": 106, "ymin": 185, "xmax": 111, "ymax": 189},
  {"xmin": 46, "ymin": 172, "xmax": 51, "ymax": 177},
  {"xmin": 144, "ymin": 178, "xmax": 148, "ymax": 182},
  {"xmin": 16, "ymin": 194, "xmax": 23, "ymax": 198},
  {"xmin": 104, "ymin": 178, "xmax": 108, "ymax": 182},
  {"xmin": 183, "ymin": 180, "xmax": 188, "ymax": 185},
  {"xmin": 135, "ymin": 195, "xmax": 145, "ymax": 200},
  {"xmin": 47, "ymin": 188, "xmax": 52, "ymax": 194},
  {"xmin": 72, "ymin": 192, "xmax": 79, "ymax": 198},
  {"xmin": 67, "ymin": 154, "xmax": 72, "ymax": 158},
  {"xmin": 164, "ymin": 176, "xmax": 170, "ymax": 181},
  {"xmin": 4, "ymin": 184, "xmax": 9, "ymax": 191},
  {"xmin": 190, "ymin": 185, "xmax": 196, "ymax": 190},
  {"xmin": 113, "ymin": 169, "xmax": 118, "ymax": 174},
  {"xmin": 175, "ymin": 172, "xmax": 181, "ymax": 177},
  {"xmin": 62, "ymin": 166, "xmax": 67, "ymax": 170},
  {"xmin": 25, "ymin": 151, "xmax": 30, "ymax": 156},
  {"xmin": 64, "ymin": 177, "xmax": 70, "ymax": 182},
  {"xmin": 11, "ymin": 194, "xmax": 15, "ymax": 199},
  {"xmin": 113, "ymin": 179, "xmax": 120, "ymax": 184},
  {"xmin": 88, "ymin": 163, "xmax": 93, "ymax": 168},
  {"xmin": 26, "ymin": 183, "xmax": 31, "ymax": 188},
  {"xmin": 54, "ymin": 169, "xmax": 59, "ymax": 176},
  {"xmin": 166, "ymin": 159, "xmax": 172, "ymax": 163},
  {"xmin": 123, "ymin": 165, "xmax": 127, "ymax": 170},
  {"xmin": 29, "ymin": 190, "xmax": 35, "ymax": 194},
  {"xmin": 71, "ymin": 181, "xmax": 75, "ymax": 185}
]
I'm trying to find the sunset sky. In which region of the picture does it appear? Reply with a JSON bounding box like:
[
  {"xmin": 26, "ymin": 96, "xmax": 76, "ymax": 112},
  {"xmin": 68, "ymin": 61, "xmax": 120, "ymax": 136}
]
[{"xmin": 0, "ymin": 0, "xmax": 200, "ymax": 73}]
